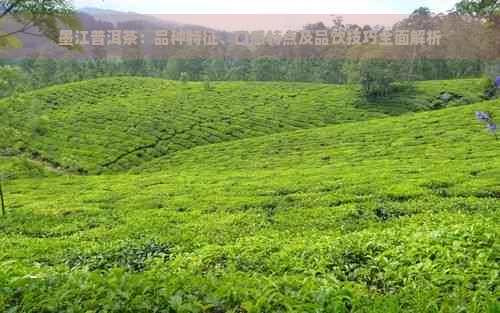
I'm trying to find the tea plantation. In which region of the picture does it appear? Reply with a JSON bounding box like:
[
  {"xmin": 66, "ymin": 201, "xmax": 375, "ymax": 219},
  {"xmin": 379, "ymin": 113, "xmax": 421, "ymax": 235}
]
[
  {"xmin": 0, "ymin": 77, "xmax": 487, "ymax": 174},
  {"xmin": 0, "ymin": 78, "xmax": 499, "ymax": 312}
]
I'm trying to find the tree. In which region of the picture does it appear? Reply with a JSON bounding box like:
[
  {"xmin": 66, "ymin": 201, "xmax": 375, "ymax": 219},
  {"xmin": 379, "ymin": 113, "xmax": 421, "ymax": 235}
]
[
  {"xmin": 319, "ymin": 60, "xmax": 347, "ymax": 84},
  {"xmin": 453, "ymin": 0, "xmax": 500, "ymax": 60},
  {"xmin": 0, "ymin": 64, "xmax": 29, "ymax": 96},
  {"xmin": 451, "ymin": 1, "xmax": 500, "ymax": 40},
  {"xmin": 255, "ymin": 57, "xmax": 273, "ymax": 81},
  {"xmin": 0, "ymin": 0, "xmax": 81, "ymax": 48},
  {"xmin": 165, "ymin": 59, "xmax": 180, "ymax": 80},
  {"xmin": 453, "ymin": 0, "xmax": 499, "ymax": 16},
  {"xmin": 343, "ymin": 58, "xmax": 398, "ymax": 97},
  {"xmin": 203, "ymin": 59, "xmax": 228, "ymax": 81},
  {"xmin": 122, "ymin": 43, "xmax": 146, "ymax": 75}
]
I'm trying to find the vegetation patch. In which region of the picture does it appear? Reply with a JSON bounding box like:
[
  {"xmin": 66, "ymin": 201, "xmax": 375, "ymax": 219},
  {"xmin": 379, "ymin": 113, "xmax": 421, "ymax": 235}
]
[{"xmin": 65, "ymin": 238, "xmax": 171, "ymax": 272}]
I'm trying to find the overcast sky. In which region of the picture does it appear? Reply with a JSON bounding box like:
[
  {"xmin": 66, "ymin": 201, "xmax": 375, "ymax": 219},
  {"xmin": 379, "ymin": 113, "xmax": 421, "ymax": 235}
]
[{"xmin": 72, "ymin": 0, "xmax": 458, "ymax": 31}]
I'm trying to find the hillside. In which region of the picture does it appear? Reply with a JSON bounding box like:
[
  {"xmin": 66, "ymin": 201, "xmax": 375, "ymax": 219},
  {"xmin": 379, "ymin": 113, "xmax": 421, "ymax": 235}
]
[
  {"xmin": 135, "ymin": 98, "xmax": 500, "ymax": 177},
  {"xmin": 0, "ymin": 157, "xmax": 59, "ymax": 180},
  {"xmin": 1, "ymin": 100, "xmax": 498, "ymax": 312},
  {"xmin": 0, "ymin": 77, "xmax": 489, "ymax": 175}
]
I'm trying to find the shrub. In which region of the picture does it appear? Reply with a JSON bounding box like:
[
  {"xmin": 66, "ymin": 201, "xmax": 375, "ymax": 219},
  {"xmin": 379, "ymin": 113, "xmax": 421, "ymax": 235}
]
[
  {"xmin": 479, "ymin": 75, "xmax": 493, "ymax": 88},
  {"xmin": 65, "ymin": 238, "xmax": 171, "ymax": 272},
  {"xmin": 479, "ymin": 75, "xmax": 496, "ymax": 98},
  {"xmin": 30, "ymin": 115, "xmax": 50, "ymax": 138}
]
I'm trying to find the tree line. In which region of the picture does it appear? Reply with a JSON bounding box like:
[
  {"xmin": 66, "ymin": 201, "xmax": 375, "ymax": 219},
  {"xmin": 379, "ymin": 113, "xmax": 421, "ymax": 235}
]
[{"xmin": 0, "ymin": 58, "xmax": 492, "ymax": 98}]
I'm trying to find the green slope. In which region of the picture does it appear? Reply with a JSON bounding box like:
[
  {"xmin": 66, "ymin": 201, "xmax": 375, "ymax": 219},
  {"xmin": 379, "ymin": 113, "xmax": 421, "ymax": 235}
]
[
  {"xmin": 1, "ymin": 100, "xmax": 498, "ymax": 312},
  {"xmin": 135, "ymin": 98, "xmax": 500, "ymax": 178},
  {"xmin": 0, "ymin": 156, "xmax": 59, "ymax": 180},
  {"xmin": 0, "ymin": 77, "xmax": 488, "ymax": 175}
]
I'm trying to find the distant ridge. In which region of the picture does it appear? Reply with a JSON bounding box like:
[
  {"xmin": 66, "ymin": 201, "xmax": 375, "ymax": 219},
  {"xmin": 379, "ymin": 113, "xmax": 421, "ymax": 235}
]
[
  {"xmin": 78, "ymin": 7, "xmax": 139, "ymax": 15},
  {"xmin": 77, "ymin": 7, "xmax": 211, "ymax": 31}
]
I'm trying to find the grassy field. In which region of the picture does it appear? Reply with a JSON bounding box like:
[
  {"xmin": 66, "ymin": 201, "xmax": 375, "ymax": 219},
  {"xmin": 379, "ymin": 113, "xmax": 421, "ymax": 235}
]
[
  {"xmin": 0, "ymin": 77, "xmax": 488, "ymax": 175},
  {"xmin": 0, "ymin": 79, "xmax": 499, "ymax": 312}
]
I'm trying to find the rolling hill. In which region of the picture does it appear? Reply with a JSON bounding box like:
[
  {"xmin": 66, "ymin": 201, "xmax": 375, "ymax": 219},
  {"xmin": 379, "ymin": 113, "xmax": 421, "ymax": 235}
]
[
  {"xmin": 0, "ymin": 77, "xmax": 489, "ymax": 175},
  {"xmin": 0, "ymin": 95, "xmax": 498, "ymax": 312}
]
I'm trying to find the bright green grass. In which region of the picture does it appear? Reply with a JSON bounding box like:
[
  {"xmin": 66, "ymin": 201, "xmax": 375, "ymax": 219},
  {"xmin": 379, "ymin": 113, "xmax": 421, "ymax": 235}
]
[
  {"xmin": 0, "ymin": 100, "xmax": 498, "ymax": 312},
  {"xmin": 0, "ymin": 77, "xmax": 488, "ymax": 175}
]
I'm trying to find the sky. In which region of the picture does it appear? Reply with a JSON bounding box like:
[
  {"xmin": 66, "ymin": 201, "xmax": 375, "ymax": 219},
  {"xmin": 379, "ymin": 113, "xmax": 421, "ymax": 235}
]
[{"xmin": 72, "ymin": 0, "xmax": 459, "ymax": 31}]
